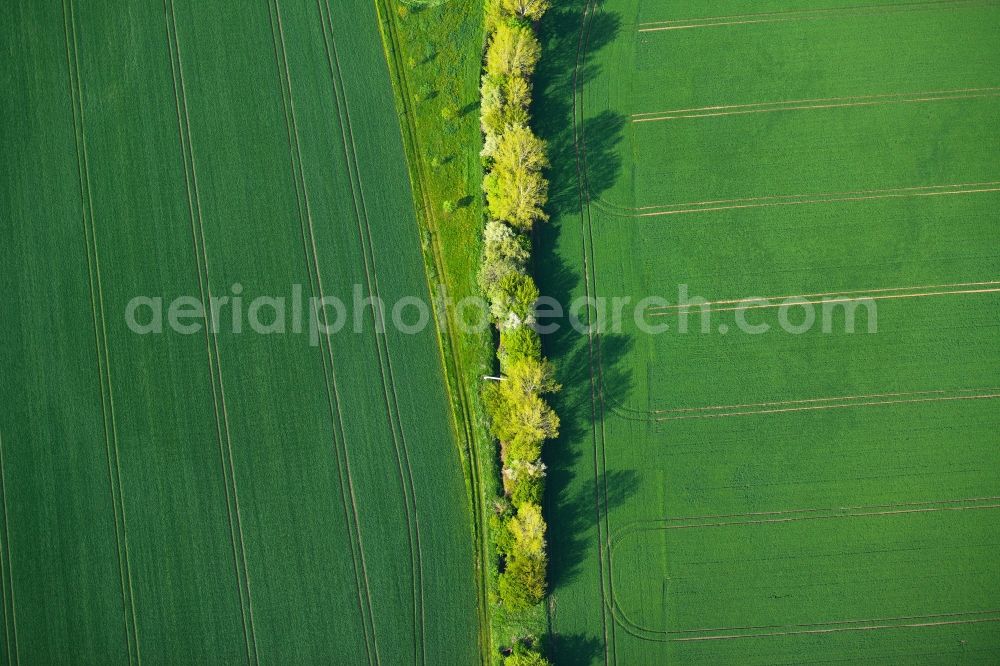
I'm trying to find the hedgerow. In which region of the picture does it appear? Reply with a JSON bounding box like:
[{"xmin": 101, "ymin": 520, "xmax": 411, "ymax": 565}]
[{"xmin": 478, "ymin": 0, "xmax": 555, "ymax": 662}]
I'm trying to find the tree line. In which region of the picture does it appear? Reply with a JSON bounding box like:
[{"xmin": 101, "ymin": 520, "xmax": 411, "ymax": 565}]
[{"xmin": 477, "ymin": 0, "xmax": 555, "ymax": 663}]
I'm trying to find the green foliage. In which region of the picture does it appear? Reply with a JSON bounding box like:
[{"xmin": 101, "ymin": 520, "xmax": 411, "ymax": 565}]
[
  {"xmin": 488, "ymin": 271, "xmax": 539, "ymax": 326},
  {"xmin": 484, "ymin": 0, "xmax": 507, "ymax": 33},
  {"xmin": 499, "ymin": 326, "xmax": 541, "ymax": 370},
  {"xmin": 505, "ymin": 355, "xmax": 561, "ymax": 398},
  {"xmin": 509, "ymin": 502, "xmax": 545, "ymax": 555},
  {"xmin": 479, "ymin": 220, "xmax": 531, "ymax": 302},
  {"xmin": 505, "ymin": 458, "xmax": 545, "ymax": 507},
  {"xmin": 509, "ymin": 471, "xmax": 543, "ymax": 507},
  {"xmin": 480, "ymin": 75, "xmax": 532, "ymax": 160},
  {"xmin": 481, "ymin": 75, "xmax": 531, "ymax": 132},
  {"xmin": 505, "ymin": 641, "xmax": 551, "ymax": 666},
  {"xmin": 485, "ymin": 23, "xmax": 541, "ymax": 79},
  {"xmin": 484, "ymin": 124, "xmax": 549, "ymax": 229},
  {"xmin": 502, "ymin": 427, "xmax": 543, "ymax": 463},
  {"xmin": 499, "ymin": 503, "xmax": 547, "ymax": 610},
  {"xmin": 484, "ymin": 356, "xmax": 560, "ymax": 457},
  {"xmin": 475, "ymin": 0, "xmax": 557, "ymax": 648},
  {"xmin": 442, "ymin": 199, "xmax": 456, "ymax": 215},
  {"xmin": 498, "ymin": 0, "xmax": 550, "ymax": 22},
  {"xmin": 498, "ymin": 549, "xmax": 546, "ymax": 610},
  {"xmin": 489, "ymin": 512, "xmax": 515, "ymax": 557},
  {"xmin": 494, "ymin": 123, "xmax": 548, "ymax": 173},
  {"xmin": 485, "ymin": 355, "xmax": 560, "ymax": 463},
  {"xmin": 504, "ymin": 76, "xmax": 532, "ymax": 118},
  {"xmin": 480, "ymin": 75, "xmax": 504, "ymax": 137},
  {"xmin": 441, "ymin": 105, "xmax": 457, "ymax": 121}
]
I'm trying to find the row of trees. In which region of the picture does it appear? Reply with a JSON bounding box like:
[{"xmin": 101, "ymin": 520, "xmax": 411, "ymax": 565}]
[{"xmin": 478, "ymin": 0, "xmax": 555, "ymax": 663}]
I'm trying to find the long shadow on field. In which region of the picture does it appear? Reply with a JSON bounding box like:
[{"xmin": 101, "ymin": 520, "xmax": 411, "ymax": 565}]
[
  {"xmin": 534, "ymin": 2, "xmax": 623, "ymax": 213},
  {"xmin": 547, "ymin": 632, "xmax": 603, "ymax": 664},
  {"xmin": 532, "ymin": 0, "xmax": 631, "ymax": 605}
]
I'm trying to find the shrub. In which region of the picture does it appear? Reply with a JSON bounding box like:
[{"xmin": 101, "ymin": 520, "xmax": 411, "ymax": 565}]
[
  {"xmin": 480, "ymin": 75, "xmax": 504, "ymax": 137},
  {"xmin": 484, "ymin": 356, "xmax": 560, "ymax": 453},
  {"xmin": 504, "ymin": 431, "xmax": 543, "ymax": 463},
  {"xmin": 480, "ymin": 75, "xmax": 532, "ymax": 162},
  {"xmin": 505, "ymin": 356, "xmax": 560, "ymax": 398},
  {"xmin": 479, "ymin": 219, "xmax": 530, "ymax": 294},
  {"xmin": 489, "ymin": 512, "xmax": 515, "ymax": 557},
  {"xmin": 505, "ymin": 642, "xmax": 551, "ymax": 666},
  {"xmin": 503, "ymin": 76, "xmax": 531, "ymax": 122},
  {"xmin": 498, "ymin": 550, "xmax": 546, "ymax": 609},
  {"xmin": 499, "ymin": 325, "xmax": 540, "ymax": 370},
  {"xmin": 509, "ymin": 502, "xmax": 545, "ymax": 555},
  {"xmin": 486, "ymin": 393, "xmax": 556, "ymax": 457},
  {"xmin": 488, "ymin": 271, "xmax": 539, "ymax": 326},
  {"xmin": 510, "ymin": 472, "xmax": 543, "ymax": 507},
  {"xmin": 505, "ymin": 459, "xmax": 546, "ymax": 507}
]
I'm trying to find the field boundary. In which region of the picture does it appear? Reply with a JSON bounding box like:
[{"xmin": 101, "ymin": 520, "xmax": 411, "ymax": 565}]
[{"xmin": 572, "ymin": 0, "xmax": 619, "ymax": 661}]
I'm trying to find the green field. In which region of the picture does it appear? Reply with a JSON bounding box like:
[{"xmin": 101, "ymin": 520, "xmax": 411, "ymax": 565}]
[
  {"xmin": 0, "ymin": 0, "xmax": 477, "ymax": 663},
  {"xmin": 537, "ymin": 0, "xmax": 1000, "ymax": 663}
]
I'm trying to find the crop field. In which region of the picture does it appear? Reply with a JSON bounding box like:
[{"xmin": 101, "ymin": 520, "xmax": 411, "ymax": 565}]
[
  {"xmin": 0, "ymin": 0, "xmax": 476, "ymax": 663},
  {"xmin": 537, "ymin": 0, "xmax": 1000, "ymax": 663}
]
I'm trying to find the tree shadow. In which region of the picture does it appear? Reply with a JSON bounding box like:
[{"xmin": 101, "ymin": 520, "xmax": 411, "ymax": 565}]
[
  {"xmin": 579, "ymin": 110, "xmax": 625, "ymax": 203},
  {"xmin": 534, "ymin": 1, "xmax": 623, "ymax": 216},
  {"xmin": 546, "ymin": 631, "xmax": 603, "ymax": 665},
  {"xmin": 545, "ymin": 464, "xmax": 640, "ymax": 592},
  {"xmin": 459, "ymin": 99, "xmax": 479, "ymax": 117},
  {"xmin": 531, "ymin": 0, "xmax": 632, "ymax": 603},
  {"xmin": 541, "ymin": 332, "xmax": 636, "ymax": 593}
]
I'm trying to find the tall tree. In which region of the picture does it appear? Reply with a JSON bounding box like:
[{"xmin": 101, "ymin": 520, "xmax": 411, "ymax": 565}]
[{"xmin": 486, "ymin": 23, "xmax": 541, "ymax": 79}]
